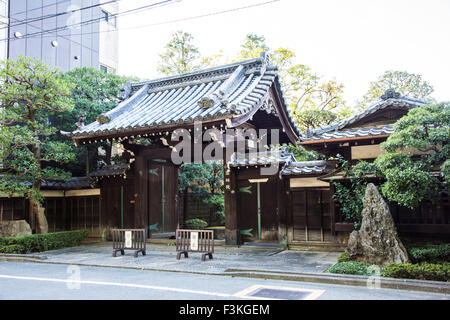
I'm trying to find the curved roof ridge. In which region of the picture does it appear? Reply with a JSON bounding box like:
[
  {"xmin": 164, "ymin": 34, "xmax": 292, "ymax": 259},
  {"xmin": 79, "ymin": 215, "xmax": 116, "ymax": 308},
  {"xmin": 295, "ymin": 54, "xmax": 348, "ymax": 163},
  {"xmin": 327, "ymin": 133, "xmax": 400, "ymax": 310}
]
[{"xmin": 124, "ymin": 55, "xmax": 271, "ymax": 95}]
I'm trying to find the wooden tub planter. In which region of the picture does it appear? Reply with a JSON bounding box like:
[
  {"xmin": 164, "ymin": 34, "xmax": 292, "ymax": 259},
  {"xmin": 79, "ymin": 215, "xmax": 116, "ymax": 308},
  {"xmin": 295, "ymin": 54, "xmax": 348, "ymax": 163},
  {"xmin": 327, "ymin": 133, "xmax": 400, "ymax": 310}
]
[
  {"xmin": 176, "ymin": 229, "xmax": 214, "ymax": 261},
  {"xmin": 112, "ymin": 229, "xmax": 146, "ymax": 257}
]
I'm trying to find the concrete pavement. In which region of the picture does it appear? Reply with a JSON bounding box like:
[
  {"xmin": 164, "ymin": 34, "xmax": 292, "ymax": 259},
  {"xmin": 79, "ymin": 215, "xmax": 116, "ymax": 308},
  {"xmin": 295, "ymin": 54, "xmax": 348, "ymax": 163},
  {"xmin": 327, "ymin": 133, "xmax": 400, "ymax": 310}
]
[
  {"xmin": 0, "ymin": 261, "xmax": 448, "ymax": 300},
  {"xmin": 1, "ymin": 242, "xmax": 449, "ymax": 295}
]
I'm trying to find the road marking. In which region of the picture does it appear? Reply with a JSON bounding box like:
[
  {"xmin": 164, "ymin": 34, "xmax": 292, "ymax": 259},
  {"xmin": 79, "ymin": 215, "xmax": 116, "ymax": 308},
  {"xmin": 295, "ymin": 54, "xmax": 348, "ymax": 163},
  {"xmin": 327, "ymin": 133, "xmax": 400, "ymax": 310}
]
[
  {"xmin": 234, "ymin": 285, "xmax": 325, "ymax": 300},
  {"xmin": 0, "ymin": 274, "xmax": 234, "ymax": 298}
]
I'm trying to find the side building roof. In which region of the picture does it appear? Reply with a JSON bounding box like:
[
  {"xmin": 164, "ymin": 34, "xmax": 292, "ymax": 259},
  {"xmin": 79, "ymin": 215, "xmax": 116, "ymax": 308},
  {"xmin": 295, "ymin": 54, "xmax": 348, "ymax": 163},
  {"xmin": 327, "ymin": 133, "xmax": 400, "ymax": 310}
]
[{"xmin": 302, "ymin": 89, "xmax": 425, "ymax": 143}]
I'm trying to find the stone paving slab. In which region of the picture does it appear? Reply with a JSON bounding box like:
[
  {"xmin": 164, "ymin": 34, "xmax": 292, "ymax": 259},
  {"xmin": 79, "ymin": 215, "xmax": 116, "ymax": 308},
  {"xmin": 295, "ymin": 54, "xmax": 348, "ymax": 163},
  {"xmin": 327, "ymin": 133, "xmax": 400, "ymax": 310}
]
[{"xmin": 33, "ymin": 242, "xmax": 340, "ymax": 275}]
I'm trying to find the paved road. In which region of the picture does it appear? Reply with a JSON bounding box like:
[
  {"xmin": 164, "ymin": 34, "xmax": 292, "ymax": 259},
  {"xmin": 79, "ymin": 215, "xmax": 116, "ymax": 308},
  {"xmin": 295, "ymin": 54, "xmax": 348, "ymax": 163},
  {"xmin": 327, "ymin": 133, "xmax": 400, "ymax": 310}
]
[{"xmin": 0, "ymin": 261, "xmax": 448, "ymax": 300}]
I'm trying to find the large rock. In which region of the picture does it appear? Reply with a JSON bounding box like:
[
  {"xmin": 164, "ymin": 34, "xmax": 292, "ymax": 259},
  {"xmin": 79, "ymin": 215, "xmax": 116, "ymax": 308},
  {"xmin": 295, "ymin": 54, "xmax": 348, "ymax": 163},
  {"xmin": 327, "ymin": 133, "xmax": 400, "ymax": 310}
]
[
  {"xmin": 0, "ymin": 220, "xmax": 32, "ymax": 237},
  {"xmin": 347, "ymin": 183, "xmax": 409, "ymax": 266}
]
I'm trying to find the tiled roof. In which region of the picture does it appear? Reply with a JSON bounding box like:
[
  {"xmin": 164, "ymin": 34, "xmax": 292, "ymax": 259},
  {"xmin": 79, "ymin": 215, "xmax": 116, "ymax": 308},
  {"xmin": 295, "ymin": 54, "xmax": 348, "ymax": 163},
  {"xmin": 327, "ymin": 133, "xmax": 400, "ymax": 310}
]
[
  {"xmin": 303, "ymin": 125, "xmax": 394, "ymax": 141},
  {"xmin": 228, "ymin": 149, "xmax": 296, "ymax": 167},
  {"xmin": 43, "ymin": 177, "xmax": 96, "ymax": 189},
  {"xmin": 303, "ymin": 92, "xmax": 424, "ymax": 142},
  {"xmin": 72, "ymin": 53, "xmax": 301, "ymax": 140},
  {"xmin": 227, "ymin": 149, "xmax": 333, "ymax": 176},
  {"xmin": 281, "ymin": 160, "xmax": 333, "ymax": 175},
  {"xmin": 89, "ymin": 163, "xmax": 130, "ymax": 178},
  {"xmin": 0, "ymin": 174, "xmax": 96, "ymax": 190}
]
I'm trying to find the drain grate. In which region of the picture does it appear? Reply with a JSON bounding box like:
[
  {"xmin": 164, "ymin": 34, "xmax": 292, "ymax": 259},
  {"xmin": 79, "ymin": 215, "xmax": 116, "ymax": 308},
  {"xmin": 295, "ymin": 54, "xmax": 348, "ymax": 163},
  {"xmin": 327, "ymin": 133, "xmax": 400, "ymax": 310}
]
[
  {"xmin": 249, "ymin": 288, "xmax": 311, "ymax": 300},
  {"xmin": 234, "ymin": 285, "xmax": 325, "ymax": 300}
]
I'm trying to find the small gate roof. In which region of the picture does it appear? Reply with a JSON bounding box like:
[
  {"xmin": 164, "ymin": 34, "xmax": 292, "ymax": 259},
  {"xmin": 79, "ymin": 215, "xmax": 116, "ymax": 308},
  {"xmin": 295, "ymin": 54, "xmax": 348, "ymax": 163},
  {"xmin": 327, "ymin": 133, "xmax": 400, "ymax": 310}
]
[{"xmin": 72, "ymin": 53, "xmax": 301, "ymax": 145}]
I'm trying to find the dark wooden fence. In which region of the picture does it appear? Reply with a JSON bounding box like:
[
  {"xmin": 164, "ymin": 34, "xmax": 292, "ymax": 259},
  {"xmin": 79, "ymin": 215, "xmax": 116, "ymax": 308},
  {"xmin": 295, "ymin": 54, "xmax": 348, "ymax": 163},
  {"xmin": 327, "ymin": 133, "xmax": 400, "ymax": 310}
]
[
  {"xmin": 334, "ymin": 193, "xmax": 450, "ymax": 237},
  {"xmin": 0, "ymin": 195, "xmax": 101, "ymax": 236},
  {"xmin": 176, "ymin": 229, "xmax": 214, "ymax": 261}
]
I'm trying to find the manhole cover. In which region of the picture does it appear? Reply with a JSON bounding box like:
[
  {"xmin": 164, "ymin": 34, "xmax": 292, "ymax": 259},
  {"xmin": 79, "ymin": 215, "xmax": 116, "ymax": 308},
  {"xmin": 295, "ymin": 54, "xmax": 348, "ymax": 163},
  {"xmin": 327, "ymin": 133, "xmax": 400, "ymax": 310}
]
[{"xmin": 234, "ymin": 285, "xmax": 325, "ymax": 300}]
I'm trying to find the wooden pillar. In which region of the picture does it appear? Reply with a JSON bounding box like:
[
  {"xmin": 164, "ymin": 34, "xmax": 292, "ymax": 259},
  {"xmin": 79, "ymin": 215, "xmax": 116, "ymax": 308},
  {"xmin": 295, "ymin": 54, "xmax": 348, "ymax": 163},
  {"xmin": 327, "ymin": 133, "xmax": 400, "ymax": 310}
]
[
  {"xmin": 224, "ymin": 166, "xmax": 239, "ymax": 245},
  {"xmin": 277, "ymin": 177, "xmax": 288, "ymax": 247},
  {"xmin": 134, "ymin": 155, "xmax": 148, "ymax": 229},
  {"xmin": 330, "ymin": 183, "xmax": 336, "ymax": 237},
  {"xmin": 286, "ymin": 179, "xmax": 294, "ymax": 244}
]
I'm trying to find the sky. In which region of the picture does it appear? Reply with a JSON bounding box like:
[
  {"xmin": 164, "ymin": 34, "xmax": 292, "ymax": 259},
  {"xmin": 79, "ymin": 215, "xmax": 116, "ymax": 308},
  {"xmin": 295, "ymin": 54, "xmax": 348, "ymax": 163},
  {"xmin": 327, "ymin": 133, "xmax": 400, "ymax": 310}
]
[{"xmin": 116, "ymin": 0, "xmax": 450, "ymax": 106}]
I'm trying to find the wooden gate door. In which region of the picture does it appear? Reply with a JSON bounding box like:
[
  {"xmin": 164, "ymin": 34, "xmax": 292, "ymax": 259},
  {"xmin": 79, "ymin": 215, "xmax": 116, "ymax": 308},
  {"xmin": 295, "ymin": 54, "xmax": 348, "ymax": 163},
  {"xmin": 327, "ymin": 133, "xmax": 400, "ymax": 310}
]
[
  {"xmin": 148, "ymin": 160, "xmax": 178, "ymax": 233},
  {"xmin": 292, "ymin": 189, "xmax": 332, "ymax": 242},
  {"xmin": 237, "ymin": 179, "xmax": 279, "ymax": 241}
]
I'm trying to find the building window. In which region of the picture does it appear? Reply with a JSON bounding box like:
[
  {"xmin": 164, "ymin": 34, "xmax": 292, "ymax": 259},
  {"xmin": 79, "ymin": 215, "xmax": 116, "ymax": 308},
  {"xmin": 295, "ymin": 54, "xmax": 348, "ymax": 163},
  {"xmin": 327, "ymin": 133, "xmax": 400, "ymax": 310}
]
[
  {"xmin": 100, "ymin": 65, "xmax": 108, "ymax": 73},
  {"xmin": 101, "ymin": 10, "xmax": 116, "ymax": 28}
]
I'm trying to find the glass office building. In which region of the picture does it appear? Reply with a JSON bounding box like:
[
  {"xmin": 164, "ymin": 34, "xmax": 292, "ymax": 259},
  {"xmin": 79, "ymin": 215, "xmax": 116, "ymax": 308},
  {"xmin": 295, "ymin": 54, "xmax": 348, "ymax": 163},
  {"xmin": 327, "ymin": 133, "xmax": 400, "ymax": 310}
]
[{"xmin": 4, "ymin": 0, "xmax": 118, "ymax": 73}]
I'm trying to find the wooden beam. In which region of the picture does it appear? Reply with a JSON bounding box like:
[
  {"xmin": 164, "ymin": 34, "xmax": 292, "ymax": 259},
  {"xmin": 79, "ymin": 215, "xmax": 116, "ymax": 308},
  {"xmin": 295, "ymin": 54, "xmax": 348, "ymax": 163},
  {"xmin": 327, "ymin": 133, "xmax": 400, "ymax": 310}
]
[
  {"xmin": 301, "ymin": 135, "xmax": 390, "ymax": 145},
  {"xmin": 65, "ymin": 189, "xmax": 101, "ymax": 197},
  {"xmin": 290, "ymin": 177, "xmax": 330, "ymax": 188}
]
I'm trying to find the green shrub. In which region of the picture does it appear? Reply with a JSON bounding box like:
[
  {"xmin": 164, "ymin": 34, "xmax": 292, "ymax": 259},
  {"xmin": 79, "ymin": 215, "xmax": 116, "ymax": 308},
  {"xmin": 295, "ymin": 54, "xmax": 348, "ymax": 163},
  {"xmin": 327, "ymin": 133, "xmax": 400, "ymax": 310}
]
[
  {"xmin": 383, "ymin": 262, "xmax": 450, "ymax": 282},
  {"xmin": 337, "ymin": 251, "xmax": 351, "ymax": 262},
  {"xmin": 326, "ymin": 261, "xmax": 379, "ymax": 276},
  {"xmin": 184, "ymin": 218, "xmax": 208, "ymax": 230},
  {"xmin": 407, "ymin": 244, "xmax": 450, "ymax": 263},
  {"xmin": 0, "ymin": 244, "xmax": 26, "ymax": 254},
  {"xmin": 0, "ymin": 230, "xmax": 89, "ymax": 253}
]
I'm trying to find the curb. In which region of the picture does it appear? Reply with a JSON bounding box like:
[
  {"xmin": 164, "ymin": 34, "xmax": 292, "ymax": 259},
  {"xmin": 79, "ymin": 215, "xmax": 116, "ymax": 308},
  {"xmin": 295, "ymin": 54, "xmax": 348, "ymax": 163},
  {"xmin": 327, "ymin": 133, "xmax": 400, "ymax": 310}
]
[
  {"xmin": 223, "ymin": 268, "xmax": 450, "ymax": 295},
  {"xmin": 0, "ymin": 258, "xmax": 448, "ymax": 295}
]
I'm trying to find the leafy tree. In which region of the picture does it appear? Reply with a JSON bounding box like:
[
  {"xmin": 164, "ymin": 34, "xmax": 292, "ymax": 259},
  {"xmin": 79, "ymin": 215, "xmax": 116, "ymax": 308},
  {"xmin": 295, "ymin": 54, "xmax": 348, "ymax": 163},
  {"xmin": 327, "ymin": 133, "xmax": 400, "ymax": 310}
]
[
  {"xmin": 236, "ymin": 34, "xmax": 351, "ymax": 131},
  {"xmin": 357, "ymin": 70, "xmax": 434, "ymax": 110},
  {"xmin": 178, "ymin": 162, "xmax": 225, "ymax": 225},
  {"xmin": 0, "ymin": 56, "xmax": 75, "ymax": 230},
  {"xmin": 236, "ymin": 34, "xmax": 269, "ymax": 60},
  {"xmin": 59, "ymin": 67, "xmax": 135, "ymax": 175},
  {"xmin": 331, "ymin": 157, "xmax": 380, "ymax": 229},
  {"xmin": 157, "ymin": 30, "xmax": 203, "ymax": 76},
  {"xmin": 375, "ymin": 102, "xmax": 449, "ymax": 208}
]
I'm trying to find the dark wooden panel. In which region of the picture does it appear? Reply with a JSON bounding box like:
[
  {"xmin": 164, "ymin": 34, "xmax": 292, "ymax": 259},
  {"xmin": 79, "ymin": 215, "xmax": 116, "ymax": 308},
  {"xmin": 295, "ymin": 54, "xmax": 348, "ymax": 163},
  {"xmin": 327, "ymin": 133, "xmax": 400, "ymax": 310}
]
[
  {"xmin": 237, "ymin": 180, "xmax": 257, "ymax": 241},
  {"xmin": 291, "ymin": 189, "xmax": 332, "ymax": 243},
  {"xmin": 260, "ymin": 180, "xmax": 278, "ymax": 241},
  {"xmin": 148, "ymin": 161, "xmax": 163, "ymax": 231},
  {"xmin": 148, "ymin": 160, "xmax": 178, "ymax": 233}
]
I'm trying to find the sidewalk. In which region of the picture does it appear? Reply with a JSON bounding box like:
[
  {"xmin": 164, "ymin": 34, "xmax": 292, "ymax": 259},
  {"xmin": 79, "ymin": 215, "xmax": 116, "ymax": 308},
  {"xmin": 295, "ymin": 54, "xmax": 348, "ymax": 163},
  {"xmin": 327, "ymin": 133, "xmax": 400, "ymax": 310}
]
[
  {"xmin": 1, "ymin": 242, "xmax": 449, "ymax": 295},
  {"xmin": 27, "ymin": 242, "xmax": 340, "ymax": 275}
]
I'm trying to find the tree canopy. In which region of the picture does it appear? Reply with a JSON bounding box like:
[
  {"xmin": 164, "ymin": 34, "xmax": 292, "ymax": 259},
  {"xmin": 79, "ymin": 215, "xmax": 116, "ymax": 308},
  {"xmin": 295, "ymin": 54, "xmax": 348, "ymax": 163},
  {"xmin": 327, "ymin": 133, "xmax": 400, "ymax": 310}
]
[
  {"xmin": 375, "ymin": 102, "xmax": 449, "ymax": 208},
  {"xmin": 235, "ymin": 34, "xmax": 352, "ymax": 132},
  {"xmin": 0, "ymin": 56, "xmax": 75, "ymax": 200},
  {"xmin": 58, "ymin": 67, "xmax": 135, "ymax": 175},
  {"xmin": 157, "ymin": 30, "xmax": 204, "ymax": 76},
  {"xmin": 357, "ymin": 70, "xmax": 434, "ymax": 110}
]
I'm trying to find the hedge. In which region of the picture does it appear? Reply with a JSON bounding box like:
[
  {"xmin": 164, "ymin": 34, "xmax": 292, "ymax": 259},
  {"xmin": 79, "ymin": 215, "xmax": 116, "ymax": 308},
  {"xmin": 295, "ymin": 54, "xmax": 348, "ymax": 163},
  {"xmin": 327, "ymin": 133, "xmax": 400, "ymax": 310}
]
[
  {"xmin": 326, "ymin": 261, "xmax": 381, "ymax": 276},
  {"xmin": 0, "ymin": 230, "xmax": 89, "ymax": 254},
  {"xmin": 184, "ymin": 218, "xmax": 208, "ymax": 229},
  {"xmin": 0, "ymin": 244, "xmax": 26, "ymax": 254},
  {"xmin": 383, "ymin": 262, "xmax": 450, "ymax": 282},
  {"xmin": 407, "ymin": 244, "xmax": 450, "ymax": 263}
]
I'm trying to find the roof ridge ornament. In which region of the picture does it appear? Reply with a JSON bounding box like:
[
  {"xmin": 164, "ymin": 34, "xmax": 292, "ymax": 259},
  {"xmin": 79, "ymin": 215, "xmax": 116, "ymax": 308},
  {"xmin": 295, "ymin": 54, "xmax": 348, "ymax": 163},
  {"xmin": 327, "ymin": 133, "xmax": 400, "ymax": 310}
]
[
  {"xmin": 197, "ymin": 65, "xmax": 246, "ymax": 109},
  {"xmin": 381, "ymin": 88, "xmax": 401, "ymax": 100}
]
